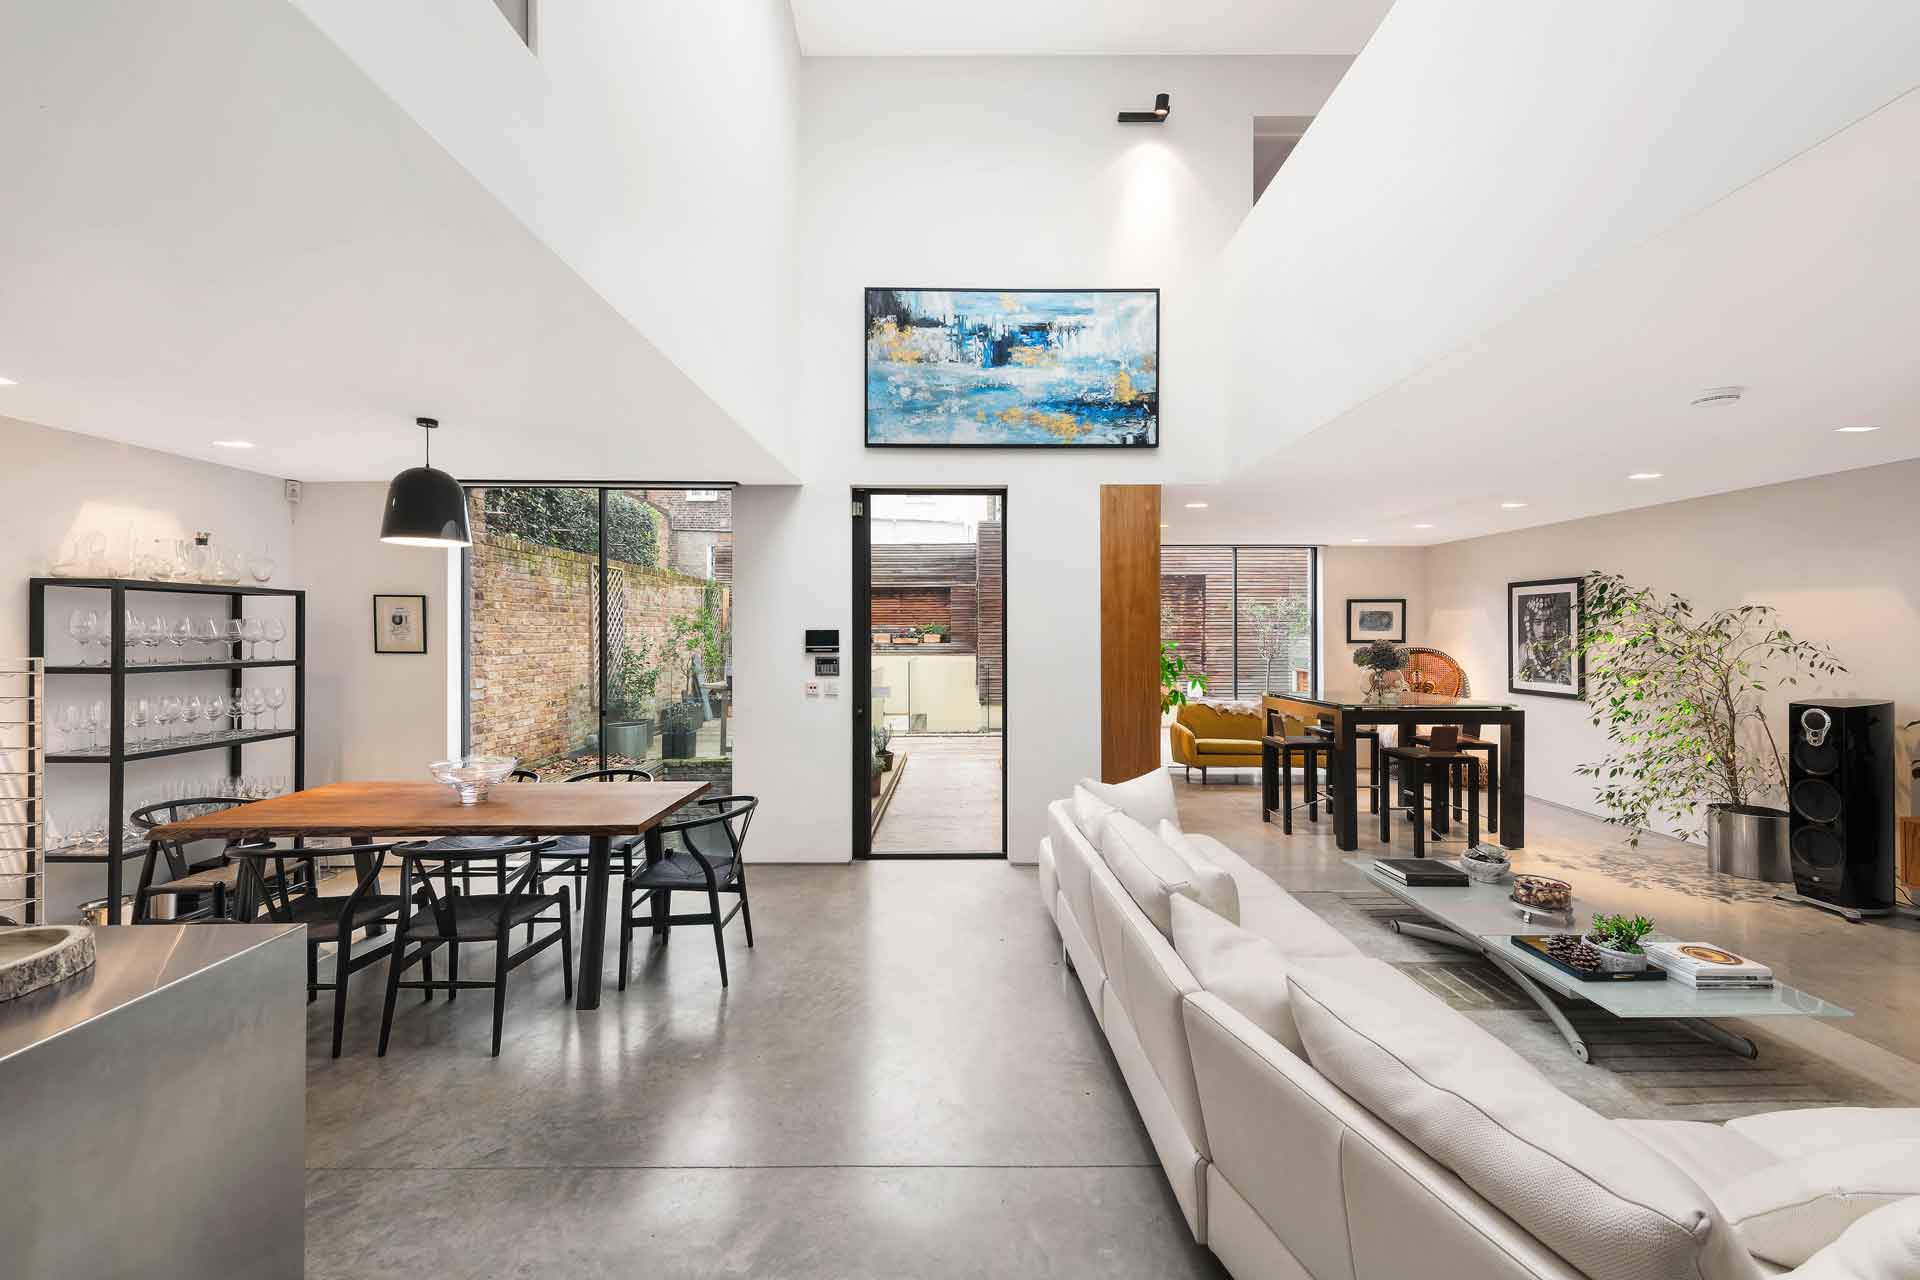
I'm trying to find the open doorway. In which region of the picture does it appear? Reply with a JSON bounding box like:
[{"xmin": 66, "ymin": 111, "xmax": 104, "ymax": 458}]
[{"xmin": 852, "ymin": 489, "xmax": 1006, "ymax": 858}]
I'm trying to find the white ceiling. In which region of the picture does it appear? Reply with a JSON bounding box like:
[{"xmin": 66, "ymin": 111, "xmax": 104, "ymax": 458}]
[
  {"xmin": 0, "ymin": 0, "xmax": 794, "ymax": 485},
  {"xmin": 1166, "ymin": 83, "xmax": 1920, "ymax": 544},
  {"xmin": 1171, "ymin": 1, "xmax": 1920, "ymax": 546},
  {"xmin": 788, "ymin": 0, "xmax": 1393, "ymax": 57}
]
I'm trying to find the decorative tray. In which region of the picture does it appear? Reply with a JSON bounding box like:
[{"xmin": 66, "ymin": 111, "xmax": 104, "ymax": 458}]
[{"xmin": 1510, "ymin": 935, "xmax": 1668, "ymax": 983}]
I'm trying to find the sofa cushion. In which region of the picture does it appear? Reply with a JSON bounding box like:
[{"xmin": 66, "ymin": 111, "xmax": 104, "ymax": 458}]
[
  {"xmin": 1157, "ymin": 820, "xmax": 1240, "ymax": 924},
  {"xmin": 1181, "ymin": 833, "xmax": 1359, "ymax": 960},
  {"xmin": 1193, "ymin": 737, "xmax": 1261, "ymax": 757},
  {"xmin": 1287, "ymin": 959, "xmax": 1759, "ymax": 1280},
  {"xmin": 1720, "ymin": 1140, "xmax": 1920, "ymax": 1267},
  {"xmin": 1792, "ymin": 1198, "xmax": 1920, "ymax": 1280},
  {"xmin": 1726, "ymin": 1107, "xmax": 1920, "ymax": 1159},
  {"xmin": 1070, "ymin": 785, "xmax": 1119, "ymax": 849},
  {"xmin": 1170, "ymin": 893, "xmax": 1304, "ymax": 1055},
  {"xmin": 1616, "ymin": 1119, "xmax": 1776, "ymax": 1196},
  {"xmin": 1098, "ymin": 812, "xmax": 1204, "ymax": 938},
  {"xmin": 1079, "ymin": 770, "xmax": 1180, "ymax": 831}
]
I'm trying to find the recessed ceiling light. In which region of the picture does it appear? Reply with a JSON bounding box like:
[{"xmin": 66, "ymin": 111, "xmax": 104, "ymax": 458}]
[
  {"xmin": 1412, "ymin": 523, "xmax": 1434, "ymax": 529},
  {"xmin": 1500, "ymin": 501, "xmax": 1527, "ymax": 509},
  {"xmin": 1627, "ymin": 471, "xmax": 1662, "ymax": 480},
  {"xmin": 1183, "ymin": 502, "xmax": 1208, "ymax": 509},
  {"xmin": 1690, "ymin": 385, "xmax": 1744, "ymax": 407},
  {"xmin": 1350, "ymin": 537, "xmax": 1370, "ymax": 543},
  {"xmin": 0, "ymin": 375, "xmax": 16, "ymax": 387},
  {"xmin": 211, "ymin": 440, "xmax": 256, "ymax": 449},
  {"xmin": 1159, "ymin": 523, "xmax": 1169, "ymax": 529},
  {"xmin": 1835, "ymin": 425, "xmax": 1880, "ymax": 434}
]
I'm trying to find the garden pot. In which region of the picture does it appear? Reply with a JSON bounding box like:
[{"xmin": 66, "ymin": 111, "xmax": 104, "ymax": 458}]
[
  {"xmin": 1705, "ymin": 804, "xmax": 1792, "ymax": 883},
  {"xmin": 870, "ymin": 770, "xmax": 883, "ymax": 797},
  {"xmin": 604, "ymin": 718, "xmax": 654, "ymax": 758},
  {"xmin": 1582, "ymin": 936, "xmax": 1650, "ymax": 973}
]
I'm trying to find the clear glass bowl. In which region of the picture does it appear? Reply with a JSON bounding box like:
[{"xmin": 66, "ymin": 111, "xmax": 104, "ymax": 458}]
[{"xmin": 428, "ymin": 755, "xmax": 518, "ymax": 805}]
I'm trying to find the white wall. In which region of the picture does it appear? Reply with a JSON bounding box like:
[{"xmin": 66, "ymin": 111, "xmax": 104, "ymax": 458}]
[
  {"xmin": 1, "ymin": 414, "xmax": 299, "ymax": 919},
  {"xmin": 292, "ymin": 483, "xmax": 458, "ymax": 786},
  {"xmin": 1425, "ymin": 462, "xmax": 1920, "ymax": 830},
  {"xmin": 1318, "ymin": 543, "xmax": 1429, "ymax": 688},
  {"xmin": 732, "ymin": 55, "xmax": 1352, "ymax": 863}
]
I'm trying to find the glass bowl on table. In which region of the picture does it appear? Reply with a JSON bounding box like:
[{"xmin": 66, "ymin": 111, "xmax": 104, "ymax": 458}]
[
  {"xmin": 1510, "ymin": 873, "xmax": 1574, "ymax": 925},
  {"xmin": 428, "ymin": 756, "xmax": 519, "ymax": 806}
]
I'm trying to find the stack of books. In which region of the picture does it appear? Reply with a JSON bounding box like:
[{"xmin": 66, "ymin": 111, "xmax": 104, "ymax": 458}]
[
  {"xmin": 1371, "ymin": 857, "xmax": 1468, "ymax": 887},
  {"xmin": 1643, "ymin": 940, "xmax": 1774, "ymax": 989}
]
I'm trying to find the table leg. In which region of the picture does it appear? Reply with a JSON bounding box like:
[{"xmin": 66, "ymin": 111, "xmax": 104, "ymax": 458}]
[
  {"xmin": 1261, "ymin": 739, "xmax": 1276, "ymax": 823},
  {"xmin": 1675, "ymin": 1017, "xmax": 1758, "ymax": 1059},
  {"xmin": 576, "ymin": 833, "xmax": 612, "ymax": 1010},
  {"xmin": 1499, "ymin": 713, "xmax": 1525, "ymax": 848},
  {"xmin": 1335, "ymin": 725, "xmax": 1359, "ymax": 851},
  {"xmin": 352, "ymin": 836, "xmax": 384, "ymax": 937},
  {"xmin": 1388, "ymin": 916, "xmax": 1588, "ymax": 1061}
]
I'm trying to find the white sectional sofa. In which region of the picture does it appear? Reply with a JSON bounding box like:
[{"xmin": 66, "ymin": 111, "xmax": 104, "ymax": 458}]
[{"xmin": 1037, "ymin": 773, "xmax": 1920, "ymax": 1280}]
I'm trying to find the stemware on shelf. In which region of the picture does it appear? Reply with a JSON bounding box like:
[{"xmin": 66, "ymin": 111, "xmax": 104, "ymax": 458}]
[
  {"xmin": 248, "ymin": 550, "xmax": 276, "ymax": 584},
  {"xmin": 264, "ymin": 618, "xmax": 287, "ymax": 659},
  {"xmin": 265, "ymin": 686, "xmax": 286, "ymax": 730},
  {"xmin": 143, "ymin": 614, "xmax": 166, "ymax": 665},
  {"xmin": 123, "ymin": 610, "xmax": 143, "ymax": 665},
  {"xmin": 129, "ymin": 697, "xmax": 151, "ymax": 747},
  {"xmin": 87, "ymin": 700, "xmax": 106, "ymax": 752},
  {"xmin": 206, "ymin": 693, "xmax": 226, "ymax": 739},
  {"xmin": 168, "ymin": 616, "xmax": 194, "ymax": 663},
  {"xmin": 155, "ymin": 696, "xmax": 179, "ymax": 741},
  {"xmin": 245, "ymin": 687, "xmax": 267, "ymax": 731},
  {"xmin": 223, "ymin": 619, "xmax": 245, "ymax": 660},
  {"xmin": 58, "ymin": 703, "xmax": 82, "ymax": 752},
  {"xmin": 195, "ymin": 617, "xmax": 222, "ymax": 661},
  {"xmin": 242, "ymin": 618, "xmax": 265, "ymax": 660},
  {"xmin": 67, "ymin": 609, "xmax": 99, "ymax": 666},
  {"xmin": 184, "ymin": 695, "xmax": 206, "ymax": 743},
  {"xmin": 229, "ymin": 687, "xmax": 246, "ymax": 733}
]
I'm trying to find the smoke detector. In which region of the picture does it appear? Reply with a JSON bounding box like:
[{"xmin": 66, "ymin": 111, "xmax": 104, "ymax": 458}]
[{"xmin": 1690, "ymin": 385, "xmax": 1744, "ymax": 408}]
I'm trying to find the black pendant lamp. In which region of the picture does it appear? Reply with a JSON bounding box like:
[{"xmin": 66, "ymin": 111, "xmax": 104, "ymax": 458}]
[{"xmin": 379, "ymin": 417, "xmax": 471, "ymax": 547}]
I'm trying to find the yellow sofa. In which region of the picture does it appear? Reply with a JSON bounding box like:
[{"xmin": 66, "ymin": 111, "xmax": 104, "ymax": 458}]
[{"xmin": 1168, "ymin": 702, "xmax": 1266, "ymax": 782}]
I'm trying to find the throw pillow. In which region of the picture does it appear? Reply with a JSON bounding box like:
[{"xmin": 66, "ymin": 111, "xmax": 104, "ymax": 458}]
[
  {"xmin": 1721, "ymin": 1140, "xmax": 1920, "ymax": 1267},
  {"xmin": 1792, "ymin": 1198, "xmax": 1920, "ymax": 1280},
  {"xmin": 1078, "ymin": 769, "xmax": 1179, "ymax": 831},
  {"xmin": 1157, "ymin": 819, "xmax": 1240, "ymax": 924},
  {"xmin": 1069, "ymin": 785, "xmax": 1118, "ymax": 850},
  {"xmin": 1097, "ymin": 811, "xmax": 1202, "ymax": 938},
  {"xmin": 1169, "ymin": 894, "xmax": 1300, "ymax": 1054}
]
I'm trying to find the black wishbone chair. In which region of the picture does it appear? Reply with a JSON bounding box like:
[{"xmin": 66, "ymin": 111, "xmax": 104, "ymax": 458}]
[
  {"xmin": 618, "ymin": 795, "xmax": 757, "ymax": 989},
  {"xmin": 377, "ymin": 837, "xmax": 570, "ymax": 1058},
  {"xmin": 131, "ymin": 797, "xmax": 286, "ymax": 923},
  {"xmin": 227, "ymin": 841, "xmax": 407, "ymax": 1058},
  {"xmin": 542, "ymin": 768, "xmax": 654, "ymax": 905}
]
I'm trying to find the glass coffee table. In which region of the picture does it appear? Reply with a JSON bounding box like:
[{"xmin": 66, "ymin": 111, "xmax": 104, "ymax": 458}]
[{"xmin": 1346, "ymin": 859, "xmax": 1850, "ymax": 1062}]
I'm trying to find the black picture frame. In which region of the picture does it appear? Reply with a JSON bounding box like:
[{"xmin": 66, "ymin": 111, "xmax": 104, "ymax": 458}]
[
  {"xmin": 1345, "ymin": 597, "xmax": 1407, "ymax": 643},
  {"xmin": 1507, "ymin": 577, "xmax": 1584, "ymax": 699},
  {"xmin": 373, "ymin": 593, "xmax": 428, "ymax": 655},
  {"xmin": 863, "ymin": 287, "xmax": 1160, "ymax": 449}
]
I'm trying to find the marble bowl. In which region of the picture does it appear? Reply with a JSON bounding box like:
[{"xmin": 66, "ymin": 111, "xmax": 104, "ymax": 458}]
[
  {"xmin": 1461, "ymin": 847, "xmax": 1511, "ymax": 884},
  {"xmin": 428, "ymin": 755, "xmax": 518, "ymax": 805},
  {"xmin": 0, "ymin": 925, "xmax": 97, "ymax": 1002}
]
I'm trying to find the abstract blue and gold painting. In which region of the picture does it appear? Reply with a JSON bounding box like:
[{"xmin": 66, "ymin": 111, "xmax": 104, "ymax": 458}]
[{"xmin": 864, "ymin": 288, "xmax": 1158, "ymax": 448}]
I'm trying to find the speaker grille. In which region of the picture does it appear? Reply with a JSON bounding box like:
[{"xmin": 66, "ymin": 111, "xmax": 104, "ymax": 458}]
[
  {"xmin": 1791, "ymin": 824, "xmax": 1845, "ymax": 870},
  {"xmin": 1789, "ymin": 778, "xmax": 1842, "ymax": 824},
  {"xmin": 1791, "ymin": 739, "xmax": 1838, "ymax": 776}
]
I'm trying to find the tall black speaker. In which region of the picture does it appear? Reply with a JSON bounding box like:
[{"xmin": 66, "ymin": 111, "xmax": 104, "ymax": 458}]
[{"xmin": 1787, "ymin": 699, "xmax": 1895, "ymax": 912}]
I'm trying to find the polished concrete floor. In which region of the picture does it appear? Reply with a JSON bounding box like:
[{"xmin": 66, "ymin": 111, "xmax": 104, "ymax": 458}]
[{"xmin": 304, "ymin": 859, "xmax": 1222, "ymax": 1278}]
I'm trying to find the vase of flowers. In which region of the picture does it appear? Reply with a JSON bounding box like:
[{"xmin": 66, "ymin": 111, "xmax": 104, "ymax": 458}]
[{"xmin": 1352, "ymin": 640, "xmax": 1409, "ymax": 703}]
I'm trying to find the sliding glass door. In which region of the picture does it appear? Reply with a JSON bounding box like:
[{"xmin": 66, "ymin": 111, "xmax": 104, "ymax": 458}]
[
  {"xmin": 463, "ymin": 486, "xmax": 733, "ymax": 786},
  {"xmin": 1159, "ymin": 545, "xmax": 1317, "ymax": 698}
]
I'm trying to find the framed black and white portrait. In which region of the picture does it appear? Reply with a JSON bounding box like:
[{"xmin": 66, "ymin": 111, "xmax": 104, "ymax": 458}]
[
  {"xmin": 1508, "ymin": 578, "xmax": 1583, "ymax": 698},
  {"xmin": 373, "ymin": 594, "xmax": 428, "ymax": 655},
  {"xmin": 1345, "ymin": 598, "xmax": 1407, "ymax": 644}
]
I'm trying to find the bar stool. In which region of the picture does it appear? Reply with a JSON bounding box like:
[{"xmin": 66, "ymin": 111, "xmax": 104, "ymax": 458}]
[
  {"xmin": 1261, "ymin": 734, "xmax": 1336, "ymax": 834},
  {"xmin": 1379, "ymin": 728, "xmax": 1480, "ymax": 857},
  {"xmin": 1414, "ymin": 724, "xmax": 1499, "ymax": 834}
]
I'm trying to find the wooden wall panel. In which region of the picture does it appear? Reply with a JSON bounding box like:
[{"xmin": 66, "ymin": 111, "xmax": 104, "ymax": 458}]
[{"xmin": 1101, "ymin": 485, "xmax": 1162, "ymax": 783}]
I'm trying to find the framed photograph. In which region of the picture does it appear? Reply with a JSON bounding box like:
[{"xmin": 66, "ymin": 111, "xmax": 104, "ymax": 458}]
[
  {"xmin": 373, "ymin": 594, "xmax": 428, "ymax": 655},
  {"xmin": 1508, "ymin": 577, "xmax": 1584, "ymax": 698},
  {"xmin": 864, "ymin": 288, "xmax": 1158, "ymax": 448},
  {"xmin": 1345, "ymin": 597, "xmax": 1407, "ymax": 643}
]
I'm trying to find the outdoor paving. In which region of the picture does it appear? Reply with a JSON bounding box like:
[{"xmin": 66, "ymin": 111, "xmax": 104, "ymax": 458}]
[{"xmin": 872, "ymin": 733, "xmax": 1003, "ymax": 855}]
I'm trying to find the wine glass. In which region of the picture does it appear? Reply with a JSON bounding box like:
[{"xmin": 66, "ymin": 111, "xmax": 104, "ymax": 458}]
[
  {"xmin": 195, "ymin": 617, "xmax": 222, "ymax": 661},
  {"xmin": 155, "ymin": 696, "xmax": 179, "ymax": 741},
  {"xmin": 229, "ymin": 687, "xmax": 247, "ymax": 733},
  {"xmin": 222, "ymin": 618, "xmax": 244, "ymax": 660},
  {"xmin": 246, "ymin": 687, "xmax": 267, "ymax": 731},
  {"xmin": 87, "ymin": 700, "xmax": 106, "ymax": 752},
  {"xmin": 142, "ymin": 614, "xmax": 167, "ymax": 665},
  {"xmin": 124, "ymin": 610, "xmax": 145, "ymax": 666},
  {"xmin": 265, "ymin": 686, "xmax": 286, "ymax": 730},
  {"xmin": 168, "ymin": 616, "xmax": 194, "ymax": 664},
  {"xmin": 67, "ymin": 609, "xmax": 99, "ymax": 666},
  {"xmin": 206, "ymin": 693, "xmax": 226, "ymax": 739},
  {"xmin": 184, "ymin": 695, "xmax": 205, "ymax": 743},
  {"xmin": 249, "ymin": 550, "xmax": 276, "ymax": 583},
  {"xmin": 58, "ymin": 703, "xmax": 82, "ymax": 751},
  {"xmin": 241, "ymin": 618, "xmax": 265, "ymax": 660},
  {"xmin": 264, "ymin": 618, "xmax": 287, "ymax": 659},
  {"xmin": 129, "ymin": 697, "xmax": 150, "ymax": 747}
]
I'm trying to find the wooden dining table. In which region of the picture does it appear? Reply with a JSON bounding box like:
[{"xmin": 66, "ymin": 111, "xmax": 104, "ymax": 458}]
[{"xmin": 149, "ymin": 779, "xmax": 709, "ymax": 1009}]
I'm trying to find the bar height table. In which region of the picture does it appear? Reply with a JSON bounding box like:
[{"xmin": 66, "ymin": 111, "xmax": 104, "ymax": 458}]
[
  {"xmin": 1265, "ymin": 689, "xmax": 1526, "ymax": 852},
  {"xmin": 150, "ymin": 779, "xmax": 709, "ymax": 1009}
]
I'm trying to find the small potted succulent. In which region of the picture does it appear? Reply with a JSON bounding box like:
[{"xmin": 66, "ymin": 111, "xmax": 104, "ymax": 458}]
[
  {"xmin": 1351, "ymin": 640, "xmax": 1409, "ymax": 703},
  {"xmin": 870, "ymin": 752, "xmax": 885, "ymax": 797},
  {"xmin": 1583, "ymin": 912, "xmax": 1655, "ymax": 973},
  {"xmin": 873, "ymin": 722, "xmax": 895, "ymax": 772}
]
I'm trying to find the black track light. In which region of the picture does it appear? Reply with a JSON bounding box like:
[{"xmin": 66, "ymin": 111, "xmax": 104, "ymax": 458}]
[{"xmin": 1118, "ymin": 93, "xmax": 1171, "ymax": 124}]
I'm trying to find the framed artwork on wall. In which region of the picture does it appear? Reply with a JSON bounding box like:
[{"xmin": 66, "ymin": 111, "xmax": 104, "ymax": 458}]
[
  {"xmin": 1345, "ymin": 597, "xmax": 1406, "ymax": 643},
  {"xmin": 864, "ymin": 288, "xmax": 1159, "ymax": 448},
  {"xmin": 1508, "ymin": 577, "xmax": 1584, "ymax": 698},
  {"xmin": 373, "ymin": 594, "xmax": 428, "ymax": 655}
]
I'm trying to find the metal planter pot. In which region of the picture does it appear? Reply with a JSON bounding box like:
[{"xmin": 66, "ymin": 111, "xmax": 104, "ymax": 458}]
[{"xmin": 1705, "ymin": 804, "xmax": 1792, "ymax": 882}]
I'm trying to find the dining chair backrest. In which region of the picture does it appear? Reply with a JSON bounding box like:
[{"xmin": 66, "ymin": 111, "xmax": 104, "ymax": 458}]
[
  {"xmin": 1404, "ymin": 647, "xmax": 1470, "ymax": 697},
  {"xmin": 130, "ymin": 796, "xmax": 271, "ymax": 875},
  {"xmin": 510, "ymin": 769, "xmax": 540, "ymax": 782},
  {"xmin": 659, "ymin": 795, "xmax": 758, "ymax": 868},
  {"xmin": 1426, "ymin": 724, "xmax": 1461, "ymax": 752},
  {"xmin": 564, "ymin": 768, "xmax": 655, "ymax": 783}
]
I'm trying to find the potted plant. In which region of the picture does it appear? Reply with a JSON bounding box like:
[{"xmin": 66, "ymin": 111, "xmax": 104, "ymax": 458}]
[
  {"xmin": 1583, "ymin": 912, "xmax": 1655, "ymax": 973},
  {"xmin": 1160, "ymin": 641, "xmax": 1206, "ymax": 714},
  {"xmin": 873, "ymin": 722, "xmax": 894, "ymax": 771},
  {"xmin": 603, "ymin": 638, "xmax": 659, "ymax": 757},
  {"xmin": 922, "ymin": 623, "xmax": 949, "ymax": 644},
  {"xmin": 895, "ymin": 626, "xmax": 921, "ymax": 646},
  {"xmin": 1577, "ymin": 572, "xmax": 1845, "ymax": 878},
  {"xmin": 1351, "ymin": 640, "xmax": 1408, "ymax": 702},
  {"xmin": 870, "ymin": 753, "xmax": 884, "ymax": 797}
]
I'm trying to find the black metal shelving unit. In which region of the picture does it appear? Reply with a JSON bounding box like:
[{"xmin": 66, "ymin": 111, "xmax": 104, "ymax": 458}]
[{"xmin": 28, "ymin": 578, "xmax": 305, "ymax": 924}]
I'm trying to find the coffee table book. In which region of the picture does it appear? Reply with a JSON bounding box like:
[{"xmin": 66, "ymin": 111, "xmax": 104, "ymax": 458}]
[{"xmin": 1371, "ymin": 857, "xmax": 1468, "ymax": 887}]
